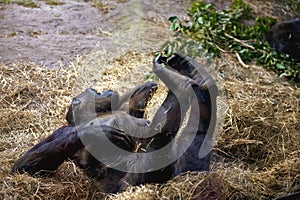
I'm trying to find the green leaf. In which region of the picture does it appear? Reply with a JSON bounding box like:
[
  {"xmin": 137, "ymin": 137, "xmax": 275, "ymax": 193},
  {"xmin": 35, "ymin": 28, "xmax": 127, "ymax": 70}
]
[
  {"xmin": 276, "ymin": 63, "xmax": 285, "ymax": 69},
  {"xmin": 169, "ymin": 16, "xmax": 178, "ymax": 23}
]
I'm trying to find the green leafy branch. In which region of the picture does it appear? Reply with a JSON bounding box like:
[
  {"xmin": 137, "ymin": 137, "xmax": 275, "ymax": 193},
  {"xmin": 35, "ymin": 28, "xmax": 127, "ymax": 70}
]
[{"xmin": 161, "ymin": 0, "xmax": 299, "ymax": 82}]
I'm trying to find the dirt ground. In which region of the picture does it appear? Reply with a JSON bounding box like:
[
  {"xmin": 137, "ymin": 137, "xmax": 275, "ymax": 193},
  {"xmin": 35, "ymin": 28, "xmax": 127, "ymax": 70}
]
[{"xmin": 0, "ymin": 0, "xmax": 190, "ymax": 67}]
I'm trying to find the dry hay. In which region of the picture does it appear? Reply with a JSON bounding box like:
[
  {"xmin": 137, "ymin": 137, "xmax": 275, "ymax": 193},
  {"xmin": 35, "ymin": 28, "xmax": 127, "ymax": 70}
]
[
  {"xmin": 0, "ymin": 62, "xmax": 99, "ymax": 199},
  {"xmin": 0, "ymin": 50, "xmax": 299, "ymax": 200}
]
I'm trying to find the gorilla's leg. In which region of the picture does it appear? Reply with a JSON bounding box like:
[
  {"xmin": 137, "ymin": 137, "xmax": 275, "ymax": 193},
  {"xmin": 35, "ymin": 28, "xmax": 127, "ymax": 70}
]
[
  {"xmin": 119, "ymin": 89, "xmax": 182, "ymax": 187},
  {"xmin": 125, "ymin": 55, "xmax": 202, "ymax": 185},
  {"xmin": 166, "ymin": 52, "xmax": 218, "ymax": 130},
  {"xmin": 143, "ymin": 53, "xmax": 217, "ymax": 176},
  {"xmin": 164, "ymin": 53, "xmax": 217, "ymax": 176}
]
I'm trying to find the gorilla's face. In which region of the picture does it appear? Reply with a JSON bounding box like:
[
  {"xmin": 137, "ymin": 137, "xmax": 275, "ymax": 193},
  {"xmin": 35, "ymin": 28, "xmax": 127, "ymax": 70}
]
[
  {"xmin": 66, "ymin": 88, "xmax": 118, "ymax": 126},
  {"xmin": 266, "ymin": 19, "xmax": 300, "ymax": 60}
]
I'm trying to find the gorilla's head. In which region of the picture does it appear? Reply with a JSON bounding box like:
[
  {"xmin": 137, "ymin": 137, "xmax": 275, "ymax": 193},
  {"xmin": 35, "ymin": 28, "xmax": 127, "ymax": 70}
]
[{"xmin": 66, "ymin": 88, "xmax": 118, "ymax": 126}]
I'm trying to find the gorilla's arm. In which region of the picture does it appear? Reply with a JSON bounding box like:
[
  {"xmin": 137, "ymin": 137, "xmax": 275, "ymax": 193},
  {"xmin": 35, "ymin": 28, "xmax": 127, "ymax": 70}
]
[
  {"xmin": 10, "ymin": 113, "xmax": 145, "ymax": 176},
  {"xmin": 11, "ymin": 126, "xmax": 82, "ymax": 175},
  {"xmin": 120, "ymin": 54, "xmax": 218, "ymax": 185},
  {"xmin": 118, "ymin": 82, "xmax": 157, "ymax": 118}
]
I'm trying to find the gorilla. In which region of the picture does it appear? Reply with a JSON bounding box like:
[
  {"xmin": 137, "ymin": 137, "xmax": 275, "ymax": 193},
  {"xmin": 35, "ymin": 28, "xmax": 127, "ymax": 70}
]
[
  {"xmin": 265, "ymin": 18, "xmax": 300, "ymax": 61},
  {"xmin": 11, "ymin": 53, "xmax": 218, "ymax": 193}
]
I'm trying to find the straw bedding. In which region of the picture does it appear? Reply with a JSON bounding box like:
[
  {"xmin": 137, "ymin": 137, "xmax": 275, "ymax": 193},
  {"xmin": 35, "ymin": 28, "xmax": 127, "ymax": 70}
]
[{"xmin": 0, "ymin": 51, "xmax": 299, "ymax": 199}]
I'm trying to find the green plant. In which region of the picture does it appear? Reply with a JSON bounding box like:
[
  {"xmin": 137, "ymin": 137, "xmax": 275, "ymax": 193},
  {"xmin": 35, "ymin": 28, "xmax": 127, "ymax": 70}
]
[
  {"xmin": 44, "ymin": 0, "xmax": 64, "ymax": 6},
  {"xmin": 8, "ymin": 31, "xmax": 17, "ymax": 37},
  {"xmin": 161, "ymin": 0, "xmax": 300, "ymax": 82},
  {"xmin": 91, "ymin": 0, "xmax": 111, "ymax": 13},
  {"xmin": 0, "ymin": 0, "xmax": 39, "ymax": 7},
  {"xmin": 0, "ymin": 0, "xmax": 10, "ymax": 3}
]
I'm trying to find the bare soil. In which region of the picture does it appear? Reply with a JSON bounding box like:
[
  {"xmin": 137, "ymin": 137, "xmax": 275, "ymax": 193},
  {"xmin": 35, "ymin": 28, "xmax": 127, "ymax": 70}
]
[{"xmin": 0, "ymin": 0, "xmax": 189, "ymax": 67}]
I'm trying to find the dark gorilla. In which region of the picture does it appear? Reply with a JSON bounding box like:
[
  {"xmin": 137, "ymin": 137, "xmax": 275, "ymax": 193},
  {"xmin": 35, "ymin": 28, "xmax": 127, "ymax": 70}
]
[
  {"xmin": 265, "ymin": 18, "xmax": 300, "ymax": 61},
  {"xmin": 11, "ymin": 53, "xmax": 218, "ymax": 193}
]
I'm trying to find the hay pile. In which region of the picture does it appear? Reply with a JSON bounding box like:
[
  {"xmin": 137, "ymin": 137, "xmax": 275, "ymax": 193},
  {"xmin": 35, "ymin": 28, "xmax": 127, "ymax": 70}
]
[
  {"xmin": 0, "ymin": 62, "xmax": 97, "ymax": 199},
  {"xmin": 0, "ymin": 51, "xmax": 299, "ymax": 199}
]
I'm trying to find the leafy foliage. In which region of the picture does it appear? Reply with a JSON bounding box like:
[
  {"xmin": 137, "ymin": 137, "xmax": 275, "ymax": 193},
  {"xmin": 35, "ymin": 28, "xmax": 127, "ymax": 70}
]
[
  {"xmin": 0, "ymin": 0, "xmax": 39, "ymax": 7},
  {"xmin": 44, "ymin": 0, "xmax": 64, "ymax": 6},
  {"xmin": 0, "ymin": 0, "xmax": 64, "ymax": 7},
  {"xmin": 161, "ymin": 0, "xmax": 300, "ymax": 82}
]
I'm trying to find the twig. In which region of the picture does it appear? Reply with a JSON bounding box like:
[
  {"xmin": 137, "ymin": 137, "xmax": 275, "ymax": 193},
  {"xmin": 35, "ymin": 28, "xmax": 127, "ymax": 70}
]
[
  {"xmin": 8, "ymin": 99, "xmax": 34, "ymax": 122},
  {"xmin": 235, "ymin": 52, "xmax": 249, "ymax": 68},
  {"xmin": 225, "ymin": 33, "xmax": 256, "ymax": 50},
  {"xmin": 14, "ymin": 99, "xmax": 33, "ymax": 114},
  {"xmin": 214, "ymin": 43, "xmax": 227, "ymax": 53}
]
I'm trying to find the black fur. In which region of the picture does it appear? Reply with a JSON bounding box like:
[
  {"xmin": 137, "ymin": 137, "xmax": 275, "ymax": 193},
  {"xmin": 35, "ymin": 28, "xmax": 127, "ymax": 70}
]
[{"xmin": 266, "ymin": 18, "xmax": 300, "ymax": 61}]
